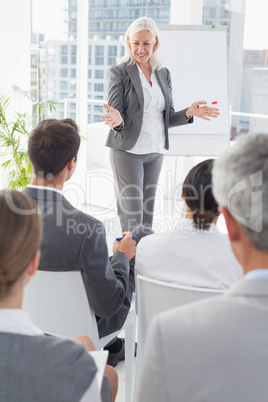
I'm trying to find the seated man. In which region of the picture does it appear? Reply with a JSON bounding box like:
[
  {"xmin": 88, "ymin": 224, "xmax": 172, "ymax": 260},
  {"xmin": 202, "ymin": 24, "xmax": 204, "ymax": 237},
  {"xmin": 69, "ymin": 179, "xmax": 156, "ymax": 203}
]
[
  {"xmin": 23, "ymin": 118, "xmax": 136, "ymax": 367},
  {"xmin": 136, "ymin": 159, "xmax": 242, "ymax": 290},
  {"xmin": 134, "ymin": 134, "xmax": 268, "ymax": 402}
]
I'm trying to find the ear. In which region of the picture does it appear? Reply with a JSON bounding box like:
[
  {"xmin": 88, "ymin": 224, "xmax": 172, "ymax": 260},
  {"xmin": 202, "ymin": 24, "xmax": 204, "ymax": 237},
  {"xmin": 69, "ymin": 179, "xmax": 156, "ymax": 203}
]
[
  {"xmin": 181, "ymin": 191, "xmax": 184, "ymax": 200},
  {"xmin": 27, "ymin": 250, "xmax": 41, "ymax": 278},
  {"xmin": 127, "ymin": 36, "xmax": 131, "ymax": 48},
  {"xmin": 153, "ymin": 37, "xmax": 158, "ymax": 49},
  {"xmin": 67, "ymin": 157, "xmax": 76, "ymax": 171},
  {"xmin": 221, "ymin": 207, "xmax": 240, "ymax": 243}
]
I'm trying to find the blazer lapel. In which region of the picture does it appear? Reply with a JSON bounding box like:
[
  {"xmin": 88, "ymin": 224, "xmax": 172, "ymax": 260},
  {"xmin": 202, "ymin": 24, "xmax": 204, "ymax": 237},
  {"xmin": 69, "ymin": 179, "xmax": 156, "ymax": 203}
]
[
  {"xmin": 126, "ymin": 64, "xmax": 144, "ymax": 110},
  {"xmin": 155, "ymin": 68, "xmax": 170, "ymax": 112}
]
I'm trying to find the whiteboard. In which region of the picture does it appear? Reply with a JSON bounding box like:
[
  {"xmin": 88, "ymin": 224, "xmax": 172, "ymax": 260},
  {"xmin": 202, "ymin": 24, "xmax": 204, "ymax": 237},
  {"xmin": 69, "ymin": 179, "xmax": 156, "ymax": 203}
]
[{"xmin": 159, "ymin": 25, "xmax": 229, "ymax": 156}]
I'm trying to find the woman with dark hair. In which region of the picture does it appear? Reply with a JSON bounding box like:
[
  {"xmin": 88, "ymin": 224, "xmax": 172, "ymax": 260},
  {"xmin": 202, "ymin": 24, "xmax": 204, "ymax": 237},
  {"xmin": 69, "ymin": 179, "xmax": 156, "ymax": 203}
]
[
  {"xmin": 0, "ymin": 190, "xmax": 117, "ymax": 402},
  {"xmin": 182, "ymin": 159, "xmax": 220, "ymax": 230},
  {"xmin": 135, "ymin": 159, "xmax": 243, "ymax": 290}
]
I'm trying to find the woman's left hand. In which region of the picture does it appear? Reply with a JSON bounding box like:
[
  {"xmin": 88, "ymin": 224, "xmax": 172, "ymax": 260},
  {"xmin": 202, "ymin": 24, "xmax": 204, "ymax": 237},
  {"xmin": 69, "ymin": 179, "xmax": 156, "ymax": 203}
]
[
  {"xmin": 186, "ymin": 101, "xmax": 220, "ymax": 121},
  {"xmin": 101, "ymin": 104, "xmax": 123, "ymax": 128}
]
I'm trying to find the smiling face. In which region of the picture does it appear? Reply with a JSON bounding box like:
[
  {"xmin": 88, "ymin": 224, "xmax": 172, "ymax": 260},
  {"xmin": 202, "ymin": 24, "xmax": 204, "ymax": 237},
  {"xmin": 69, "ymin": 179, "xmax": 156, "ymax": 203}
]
[{"xmin": 128, "ymin": 29, "xmax": 157, "ymax": 68}]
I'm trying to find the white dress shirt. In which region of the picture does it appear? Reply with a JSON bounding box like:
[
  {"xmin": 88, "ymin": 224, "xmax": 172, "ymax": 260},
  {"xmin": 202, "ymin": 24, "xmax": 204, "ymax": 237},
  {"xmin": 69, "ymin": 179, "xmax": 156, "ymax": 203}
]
[
  {"xmin": 127, "ymin": 66, "xmax": 166, "ymax": 154},
  {"xmin": 0, "ymin": 309, "xmax": 101, "ymax": 402},
  {"xmin": 136, "ymin": 218, "xmax": 243, "ymax": 289}
]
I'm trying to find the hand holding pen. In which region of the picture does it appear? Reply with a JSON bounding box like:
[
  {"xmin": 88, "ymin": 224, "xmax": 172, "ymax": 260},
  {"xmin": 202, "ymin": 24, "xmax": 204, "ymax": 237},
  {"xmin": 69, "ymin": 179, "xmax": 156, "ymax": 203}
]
[
  {"xmin": 113, "ymin": 232, "xmax": 136, "ymax": 261},
  {"xmin": 116, "ymin": 235, "xmax": 136, "ymax": 241}
]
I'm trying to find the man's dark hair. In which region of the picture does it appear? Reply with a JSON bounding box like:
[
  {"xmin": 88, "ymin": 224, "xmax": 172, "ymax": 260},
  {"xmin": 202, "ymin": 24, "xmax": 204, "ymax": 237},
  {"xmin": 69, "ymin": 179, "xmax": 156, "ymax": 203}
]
[{"xmin": 28, "ymin": 118, "xmax": 81, "ymax": 177}]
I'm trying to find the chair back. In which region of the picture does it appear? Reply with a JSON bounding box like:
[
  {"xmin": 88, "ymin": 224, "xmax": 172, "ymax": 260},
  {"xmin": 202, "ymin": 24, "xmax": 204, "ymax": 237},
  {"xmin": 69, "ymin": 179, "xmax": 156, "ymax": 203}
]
[
  {"xmin": 136, "ymin": 274, "xmax": 224, "ymax": 354},
  {"xmin": 23, "ymin": 270, "xmax": 137, "ymax": 402},
  {"xmin": 23, "ymin": 270, "xmax": 100, "ymax": 343}
]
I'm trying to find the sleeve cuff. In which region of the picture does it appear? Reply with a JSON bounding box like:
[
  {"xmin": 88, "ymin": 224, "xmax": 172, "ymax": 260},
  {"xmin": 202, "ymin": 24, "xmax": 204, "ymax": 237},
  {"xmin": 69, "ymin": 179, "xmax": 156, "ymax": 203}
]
[{"xmin": 113, "ymin": 120, "xmax": 124, "ymax": 132}]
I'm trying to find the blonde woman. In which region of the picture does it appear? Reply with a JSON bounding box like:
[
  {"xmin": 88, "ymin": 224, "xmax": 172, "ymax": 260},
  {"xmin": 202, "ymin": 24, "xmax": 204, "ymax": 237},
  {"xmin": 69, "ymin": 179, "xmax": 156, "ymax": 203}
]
[
  {"xmin": 0, "ymin": 190, "xmax": 117, "ymax": 402},
  {"xmin": 102, "ymin": 16, "xmax": 219, "ymax": 232}
]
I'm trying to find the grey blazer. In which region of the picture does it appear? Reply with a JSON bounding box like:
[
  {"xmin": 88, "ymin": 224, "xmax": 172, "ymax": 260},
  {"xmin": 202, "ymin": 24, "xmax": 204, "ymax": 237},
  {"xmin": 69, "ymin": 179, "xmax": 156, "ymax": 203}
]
[
  {"xmin": 105, "ymin": 62, "xmax": 193, "ymax": 151},
  {"xmin": 23, "ymin": 187, "xmax": 135, "ymax": 339},
  {"xmin": 0, "ymin": 333, "xmax": 97, "ymax": 402},
  {"xmin": 134, "ymin": 277, "xmax": 268, "ymax": 402}
]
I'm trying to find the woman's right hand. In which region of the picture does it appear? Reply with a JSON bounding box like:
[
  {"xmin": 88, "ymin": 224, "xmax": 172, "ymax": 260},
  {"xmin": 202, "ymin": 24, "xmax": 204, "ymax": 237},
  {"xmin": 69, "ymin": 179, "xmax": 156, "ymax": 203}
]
[{"xmin": 101, "ymin": 104, "xmax": 123, "ymax": 128}]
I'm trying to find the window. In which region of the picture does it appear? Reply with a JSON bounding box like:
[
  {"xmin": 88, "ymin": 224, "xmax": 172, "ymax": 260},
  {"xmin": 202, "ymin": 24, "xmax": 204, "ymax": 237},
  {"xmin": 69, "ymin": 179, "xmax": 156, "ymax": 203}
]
[
  {"xmin": 70, "ymin": 81, "xmax": 76, "ymax": 91},
  {"xmin": 108, "ymin": 56, "xmax": 116, "ymax": 66},
  {"xmin": 31, "ymin": 71, "xmax": 37, "ymax": 86},
  {"xmin": 95, "ymin": 46, "xmax": 104, "ymax": 56},
  {"xmin": 95, "ymin": 69, "xmax": 104, "ymax": 78},
  {"xmin": 95, "ymin": 57, "xmax": 104, "ymax": 65},
  {"xmin": 61, "ymin": 68, "xmax": 68, "ymax": 77},
  {"xmin": 29, "ymin": 0, "xmax": 268, "ymax": 140},
  {"xmin": 60, "ymin": 81, "xmax": 68, "ymax": 90},
  {"xmin": 94, "ymin": 83, "xmax": 104, "ymax": 92},
  {"xmin": 61, "ymin": 45, "xmax": 68, "ymax": 55},
  {"xmin": 88, "ymin": 45, "xmax": 92, "ymax": 65},
  {"xmin": 31, "ymin": 54, "xmax": 38, "ymax": 68},
  {"xmin": 94, "ymin": 105, "xmax": 103, "ymax": 112},
  {"xmin": 108, "ymin": 46, "xmax": 117, "ymax": 56}
]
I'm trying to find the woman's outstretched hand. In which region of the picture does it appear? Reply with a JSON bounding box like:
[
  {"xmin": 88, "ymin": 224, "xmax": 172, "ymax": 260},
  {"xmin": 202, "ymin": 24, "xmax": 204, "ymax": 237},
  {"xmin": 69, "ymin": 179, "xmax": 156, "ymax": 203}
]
[
  {"xmin": 186, "ymin": 101, "xmax": 220, "ymax": 121},
  {"xmin": 101, "ymin": 104, "xmax": 123, "ymax": 128}
]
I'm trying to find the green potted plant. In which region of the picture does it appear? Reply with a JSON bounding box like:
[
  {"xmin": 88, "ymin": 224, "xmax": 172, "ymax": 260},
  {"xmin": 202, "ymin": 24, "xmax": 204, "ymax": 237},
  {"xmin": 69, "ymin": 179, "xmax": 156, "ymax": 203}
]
[{"xmin": 0, "ymin": 85, "xmax": 58, "ymax": 190}]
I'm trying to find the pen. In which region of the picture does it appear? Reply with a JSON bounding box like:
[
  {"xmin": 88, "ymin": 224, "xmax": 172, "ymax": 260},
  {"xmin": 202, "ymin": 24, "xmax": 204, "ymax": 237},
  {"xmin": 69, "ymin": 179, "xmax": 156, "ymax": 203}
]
[
  {"xmin": 116, "ymin": 235, "xmax": 136, "ymax": 241},
  {"xmin": 197, "ymin": 101, "xmax": 218, "ymax": 108}
]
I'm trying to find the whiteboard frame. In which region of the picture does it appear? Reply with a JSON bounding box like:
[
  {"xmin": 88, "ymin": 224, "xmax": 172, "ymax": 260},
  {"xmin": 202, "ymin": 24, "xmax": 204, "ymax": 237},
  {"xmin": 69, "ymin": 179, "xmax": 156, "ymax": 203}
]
[{"xmin": 159, "ymin": 25, "xmax": 230, "ymax": 156}]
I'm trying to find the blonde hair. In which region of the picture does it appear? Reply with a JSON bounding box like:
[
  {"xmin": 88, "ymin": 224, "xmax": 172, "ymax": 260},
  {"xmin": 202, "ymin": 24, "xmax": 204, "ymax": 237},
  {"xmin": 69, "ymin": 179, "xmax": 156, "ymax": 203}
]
[
  {"xmin": 118, "ymin": 16, "xmax": 162, "ymax": 70},
  {"xmin": 0, "ymin": 190, "xmax": 42, "ymax": 300}
]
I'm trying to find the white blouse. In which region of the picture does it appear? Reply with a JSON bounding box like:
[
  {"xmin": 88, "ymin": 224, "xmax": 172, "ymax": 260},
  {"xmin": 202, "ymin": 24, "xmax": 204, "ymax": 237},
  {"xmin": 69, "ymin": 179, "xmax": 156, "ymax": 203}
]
[
  {"xmin": 127, "ymin": 65, "xmax": 166, "ymax": 155},
  {"xmin": 135, "ymin": 219, "xmax": 243, "ymax": 290}
]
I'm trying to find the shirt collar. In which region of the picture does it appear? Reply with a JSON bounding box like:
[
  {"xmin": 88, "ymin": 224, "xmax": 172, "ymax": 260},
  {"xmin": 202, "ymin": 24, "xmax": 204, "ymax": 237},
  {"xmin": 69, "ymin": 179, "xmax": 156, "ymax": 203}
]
[
  {"xmin": 137, "ymin": 63, "xmax": 155, "ymax": 78},
  {"xmin": 0, "ymin": 309, "xmax": 43, "ymax": 336},
  {"xmin": 244, "ymin": 269, "xmax": 268, "ymax": 280},
  {"xmin": 26, "ymin": 184, "xmax": 62, "ymax": 195},
  {"xmin": 179, "ymin": 218, "xmax": 220, "ymax": 234}
]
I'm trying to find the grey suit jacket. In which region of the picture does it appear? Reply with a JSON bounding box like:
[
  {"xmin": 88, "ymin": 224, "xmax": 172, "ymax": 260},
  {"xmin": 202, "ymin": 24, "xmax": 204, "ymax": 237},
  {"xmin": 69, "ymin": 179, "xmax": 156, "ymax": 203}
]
[
  {"xmin": 0, "ymin": 333, "xmax": 97, "ymax": 402},
  {"xmin": 134, "ymin": 277, "xmax": 268, "ymax": 402},
  {"xmin": 23, "ymin": 187, "xmax": 134, "ymax": 338},
  {"xmin": 105, "ymin": 62, "xmax": 193, "ymax": 151}
]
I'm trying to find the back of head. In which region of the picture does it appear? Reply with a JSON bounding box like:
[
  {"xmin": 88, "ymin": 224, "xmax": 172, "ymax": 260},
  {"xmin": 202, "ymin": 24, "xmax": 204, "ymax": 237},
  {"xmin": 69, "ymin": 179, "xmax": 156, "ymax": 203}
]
[
  {"xmin": 212, "ymin": 133, "xmax": 268, "ymax": 251},
  {"xmin": 28, "ymin": 118, "xmax": 81, "ymax": 178},
  {"xmin": 119, "ymin": 16, "xmax": 162, "ymax": 70},
  {"xmin": 182, "ymin": 159, "xmax": 219, "ymax": 230},
  {"xmin": 0, "ymin": 190, "xmax": 42, "ymax": 300}
]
